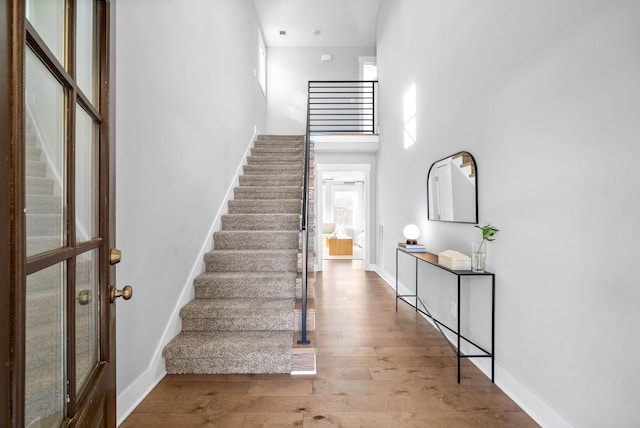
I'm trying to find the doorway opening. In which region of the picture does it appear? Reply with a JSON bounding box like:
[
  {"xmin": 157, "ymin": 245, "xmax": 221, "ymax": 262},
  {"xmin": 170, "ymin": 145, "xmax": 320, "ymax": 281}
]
[{"xmin": 316, "ymin": 165, "xmax": 371, "ymax": 271}]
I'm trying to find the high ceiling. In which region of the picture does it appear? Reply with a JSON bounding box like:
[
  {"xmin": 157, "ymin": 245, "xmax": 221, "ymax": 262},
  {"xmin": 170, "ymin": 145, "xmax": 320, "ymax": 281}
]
[{"xmin": 253, "ymin": 0, "xmax": 382, "ymax": 47}]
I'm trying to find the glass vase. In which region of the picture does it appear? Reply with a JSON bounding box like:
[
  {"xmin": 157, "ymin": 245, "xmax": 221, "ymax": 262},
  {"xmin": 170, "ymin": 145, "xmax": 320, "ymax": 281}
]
[{"xmin": 471, "ymin": 242, "xmax": 486, "ymax": 273}]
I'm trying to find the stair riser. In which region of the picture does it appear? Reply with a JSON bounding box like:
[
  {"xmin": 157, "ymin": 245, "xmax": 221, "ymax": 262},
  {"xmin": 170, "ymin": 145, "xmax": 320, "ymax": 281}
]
[
  {"xmin": 251, "ymin": 144, "xmax": 303, "ymax": 150},
  {"xmin": 26, "ymin": 161, "xmax": 47, "ymax": 177},
  {"xmin": 255, "ymin": 138, "xmax": 303, "ymax": 147},
  {"xmin": 221, "ymin": 215, "xmax": 299, "ymax": 231},
  {"xmin": 251, "ymin": 148, "xmax": 303, "ymax": 156},
  {"xmin": 195, "ymin": 282, "xmax": 295, "ymax": 299},
  {"xmin": 181, "ymin": 315, "xmax": 294, "ymax": 332},
  {"xmin": 205, "ymin": 252, "xmax": 298, "ymax": 272},
  {"xmin": 256, "ymin": 135, "xmax": 303, "ymax": 141},
  {"xmin": 247, "ymin": 156, "xmax": 304, "ymax": 165},
  {"xmin": 228, "ymin": 200, "xmax": 301, "ymax": 214},
  {"xmin": 27, "ymin": 195, "xmax": 62, "ymax": 214},
  {"xmin": 166, "ymin": 355, "xmax": 292, "ymax": 374},
  {"xmin": 234, "ymin": 189, "xmax": 302, "ymax": 200},
  {"xmin": 26, "ymin": 177, "xmax": 55, "ymax": 195},
  {"xmin": 214, "ymin": 231, "xmax": 299, "ymax": 250},
  {"xmin": 27, "ymin": 215, "xmax": 62, "ymax": 235},
  {"xmin": 238, "ymin": 176, "xmax": 302, "ymax": 187},
  {"xmin": 26, "ymin": 146, "xmax": 42, "ymax": 161},
  {"xmin": 26, "ymin": 237, "xmax": 62, "ymax": 257},
  {"xmin": 26, "ymin": 133, "xmax": 37, "ymax": 146},
  {"xmin": 243, "ymin": 165, "xmax": 303, "ymax": 175}
]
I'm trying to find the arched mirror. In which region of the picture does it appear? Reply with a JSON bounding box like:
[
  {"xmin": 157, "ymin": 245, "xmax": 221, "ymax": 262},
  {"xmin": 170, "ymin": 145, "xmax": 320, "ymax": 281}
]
[{"xmin": 427, "ymin": 151, "xmax": 478, "ymax": 223}]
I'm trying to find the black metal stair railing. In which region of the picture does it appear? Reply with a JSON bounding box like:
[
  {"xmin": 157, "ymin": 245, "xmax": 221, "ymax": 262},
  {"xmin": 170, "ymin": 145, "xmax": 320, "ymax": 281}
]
[
  {"xmin": 298, "ymin": 95, "xmax": 312, "ymax": 345},
  {"xmin": 308, "ymin": 81, "xmax": 378, "ymax": 134}
]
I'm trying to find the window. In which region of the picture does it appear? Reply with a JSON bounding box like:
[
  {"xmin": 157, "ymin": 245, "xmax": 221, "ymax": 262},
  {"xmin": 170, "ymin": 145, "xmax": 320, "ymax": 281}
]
[
  {"xmin": 403, "ymin": 83, "xmax": 416, "ymax": 148},
  {"xmin": 359, "ymin": 56, "xmax": 377, "ymax": 81},
  {"xmin": 258, "ymin": 30, "xmax": 266, "ymax": 95},
  {"xmin": 333, "ymin": 190, "xmax": 354, "ymax": 227}
]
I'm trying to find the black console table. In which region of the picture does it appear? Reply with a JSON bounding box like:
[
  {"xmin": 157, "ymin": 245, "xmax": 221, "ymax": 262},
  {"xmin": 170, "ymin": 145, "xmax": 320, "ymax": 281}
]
[{"xmin": 395, "ymin": 247, "xmax": 495, "ymax": 383}]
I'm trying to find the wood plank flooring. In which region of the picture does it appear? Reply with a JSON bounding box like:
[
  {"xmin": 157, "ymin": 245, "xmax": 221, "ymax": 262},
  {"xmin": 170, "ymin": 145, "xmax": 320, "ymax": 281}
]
[{"xmin": 121, "ymin": 260, "xmax": 538, "ymax": 427}]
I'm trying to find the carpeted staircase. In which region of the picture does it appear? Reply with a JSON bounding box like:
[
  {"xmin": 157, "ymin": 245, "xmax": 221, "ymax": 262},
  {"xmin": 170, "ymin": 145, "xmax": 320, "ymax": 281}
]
[{"xmin": 163, "ymin": 135, "xmax": 316, "ymax": 374}]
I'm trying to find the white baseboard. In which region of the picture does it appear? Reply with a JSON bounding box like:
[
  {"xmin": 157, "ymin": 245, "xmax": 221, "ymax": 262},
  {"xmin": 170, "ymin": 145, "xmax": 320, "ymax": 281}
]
[
  {"xmin": 116, "ymin": 129, "xmax": 259, "ymax": 425},
  {"xmin": 374, "ymin": 264, "xmax": 574, "ymax": 428},
  {"xmin": 116, "ymin": 363, "xmax": 166, "ymax": 426},
  {"xmin": 496, "ymin": 365, "xmax": 574, "ymax": 428}
]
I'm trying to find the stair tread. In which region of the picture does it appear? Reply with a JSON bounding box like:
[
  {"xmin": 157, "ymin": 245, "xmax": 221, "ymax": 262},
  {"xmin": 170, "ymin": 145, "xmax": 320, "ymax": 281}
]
[{"xmin": 164, "ymin": 331, "xmax": 293, "ymax": 359}]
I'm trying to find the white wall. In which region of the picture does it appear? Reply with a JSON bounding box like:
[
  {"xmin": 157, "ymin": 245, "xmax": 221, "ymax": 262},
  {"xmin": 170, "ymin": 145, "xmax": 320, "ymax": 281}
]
[
  {"xmin": 114, "ymin": 0, "xmax": 266, "ymax": 422},
  {"xmin": 266, "ymin": 46, "xmax": 375, "ymax": 134},
  {"xmin": 375, "ymin": 1, "xmax": 640, "ymax": 427}
]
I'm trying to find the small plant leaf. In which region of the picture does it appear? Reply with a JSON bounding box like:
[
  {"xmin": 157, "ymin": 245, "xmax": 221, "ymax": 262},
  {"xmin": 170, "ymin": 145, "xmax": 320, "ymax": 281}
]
[{"xmin": 475, "ymin": 223, "xmax": 499, "ymax": 248}]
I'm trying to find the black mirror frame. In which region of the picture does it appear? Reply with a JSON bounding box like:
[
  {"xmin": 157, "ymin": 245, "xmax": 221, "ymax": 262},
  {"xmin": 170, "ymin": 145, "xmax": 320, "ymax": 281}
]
[{"xmin": 427, "ymin": 151, "xmax": 479, "ymax": 224}]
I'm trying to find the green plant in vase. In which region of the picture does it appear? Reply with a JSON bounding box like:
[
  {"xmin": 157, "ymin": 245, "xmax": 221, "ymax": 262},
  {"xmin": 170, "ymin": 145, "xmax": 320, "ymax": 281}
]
[{"xmin": 472, "ymin": 223, "xmax": 499, "ymax": 272}]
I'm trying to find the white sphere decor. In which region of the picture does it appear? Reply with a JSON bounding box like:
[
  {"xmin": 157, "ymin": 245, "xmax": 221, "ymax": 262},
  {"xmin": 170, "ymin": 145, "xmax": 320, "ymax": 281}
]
[{"xmin": 403, "ymin": 224, "xmax": 420, "ymax": 244}]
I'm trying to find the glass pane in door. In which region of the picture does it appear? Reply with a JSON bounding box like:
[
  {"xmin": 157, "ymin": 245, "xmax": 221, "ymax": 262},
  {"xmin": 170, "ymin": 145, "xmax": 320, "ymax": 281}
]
[
  {"xmin": 76, "ymin": 0, "xmax": 97, "ymax": 103},
  {"xmin": 75, "ymin": 249, "xmax": 99, "ymax": 395},
  {"xmin": 25, "ymin": 263, "xmax": 66, "ymax": 427},
  {"xmin": 26, "ymin": 0, "xmax": 65, "ymax": 65},
  {"xmin": 75, "ymin": 105, "xmax": 98, "ymax": 242},
  {"xmin": 25, "ymin": 48, "xmax": 66, "ymax": 257}
]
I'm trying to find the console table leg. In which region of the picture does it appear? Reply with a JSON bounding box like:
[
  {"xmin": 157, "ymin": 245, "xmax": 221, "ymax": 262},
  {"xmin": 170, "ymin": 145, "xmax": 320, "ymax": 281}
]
[
  {"xmin": 492, "ymin": 274, "xmax": 495, "ymax": 383},
  {"xmin": 415, "ymin": 258, "xmax": 419, "ymax": 311},
  {"xmin": 457, "ymin": 276, "xmax": 461, "ymax": 383},
  {"xmin": 395, "ymin": 249, "xmax": 399, "ymax": 312}
]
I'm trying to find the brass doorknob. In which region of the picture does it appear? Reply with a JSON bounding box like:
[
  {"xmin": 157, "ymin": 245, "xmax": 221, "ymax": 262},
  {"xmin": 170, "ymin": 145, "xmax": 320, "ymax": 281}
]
[
  {"xmin": 110, "ymin": 285, "xmax": 133, "ymax": 303},
  {"xmin": 77, "ymin": 289, "xmax": 91, "ymax": 305},
  {"xmin": 110, "ymin": 248, "xmax": 122, "ymax": 265}
]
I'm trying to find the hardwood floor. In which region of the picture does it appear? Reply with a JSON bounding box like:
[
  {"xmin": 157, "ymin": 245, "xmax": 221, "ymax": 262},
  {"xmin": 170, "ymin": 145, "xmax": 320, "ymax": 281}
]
[{"xmin": 121, "ymin": 260, "xmax": 538, "ymax": 427}]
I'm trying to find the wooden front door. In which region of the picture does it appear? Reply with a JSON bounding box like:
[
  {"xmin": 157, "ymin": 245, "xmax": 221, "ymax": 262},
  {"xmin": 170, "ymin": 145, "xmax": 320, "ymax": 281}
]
[{"xmin": 1, "ymin": 0, "xmax": 119, "ymax": 426}]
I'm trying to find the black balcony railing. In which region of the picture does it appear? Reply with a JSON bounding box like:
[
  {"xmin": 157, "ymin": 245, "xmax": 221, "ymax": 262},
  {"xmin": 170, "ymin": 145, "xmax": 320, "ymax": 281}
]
[{"xmin": 308, "ymin": 81, "xmax": 377, "ymax": 134}]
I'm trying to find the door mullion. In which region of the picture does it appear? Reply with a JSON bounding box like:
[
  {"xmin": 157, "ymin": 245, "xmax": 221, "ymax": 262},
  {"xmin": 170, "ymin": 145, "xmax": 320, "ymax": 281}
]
[
  {"xmin": 1, "ymin": 0, "xmax": 27, "ymax": 425},
  {"xmin": 67, "ymin": 90, "xmax": 78, "ymax": 420},
  {"xmin": 66, "ymin": 0, "xmax": 78, "ymax": 414},
  {"xmin": 66, "ymin": 257, "xmax": 77, "ymax": 418}
]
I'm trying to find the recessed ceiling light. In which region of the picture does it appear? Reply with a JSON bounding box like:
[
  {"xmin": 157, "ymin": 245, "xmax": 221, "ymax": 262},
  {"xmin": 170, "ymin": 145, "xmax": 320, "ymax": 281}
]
[{"xmin": 312, "ymin": 29, "xmax": 321, "ymax": 36}]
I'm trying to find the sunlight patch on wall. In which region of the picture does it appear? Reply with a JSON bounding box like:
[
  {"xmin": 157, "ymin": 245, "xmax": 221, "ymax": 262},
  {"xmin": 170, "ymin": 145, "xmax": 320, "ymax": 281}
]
[{"xmin": 403, "ymin": 82, "xmax": 416, "ymax": 149}]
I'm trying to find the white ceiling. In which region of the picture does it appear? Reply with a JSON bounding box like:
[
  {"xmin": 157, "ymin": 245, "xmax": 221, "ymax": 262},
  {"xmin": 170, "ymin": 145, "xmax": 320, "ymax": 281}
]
[{"xmin": 252, "ymin": 0, "xmax": 382, "ymax": 48}]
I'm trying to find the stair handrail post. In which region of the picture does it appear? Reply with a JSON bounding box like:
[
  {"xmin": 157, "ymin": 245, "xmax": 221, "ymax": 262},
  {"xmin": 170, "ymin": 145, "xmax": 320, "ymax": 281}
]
[
  {"xmin": 298, "ymin": 84, "xmax": 312, "ymax": 345},
  {"xmin": 371, "ymin": 80, "xmax": 376, "ymax": 134}
]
